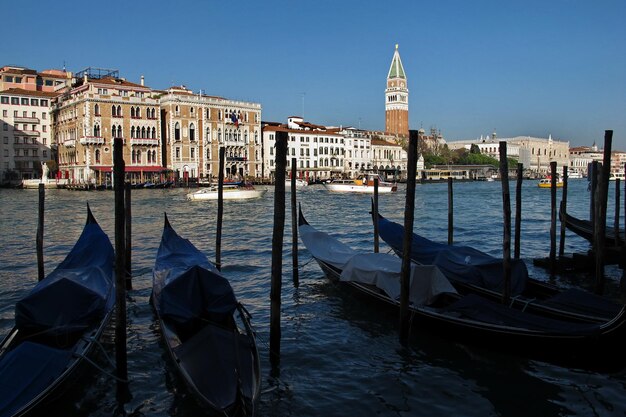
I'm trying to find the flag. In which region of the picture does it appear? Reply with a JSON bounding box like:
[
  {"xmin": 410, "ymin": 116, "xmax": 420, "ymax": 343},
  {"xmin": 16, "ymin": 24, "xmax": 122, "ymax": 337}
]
[{"xmin": 230, "ymin": 112, "xmax": 239, "ymax": 128}]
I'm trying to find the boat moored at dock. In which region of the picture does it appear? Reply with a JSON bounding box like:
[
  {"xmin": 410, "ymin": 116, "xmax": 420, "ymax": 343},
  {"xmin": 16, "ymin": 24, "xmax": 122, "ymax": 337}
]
[
  {"xmin": 324, "ymin": 173, "xmax": 397, "ymax": 193},
  {"xmin": 187, "ymin": 183, "xmax": 266, "ymax": 201}
]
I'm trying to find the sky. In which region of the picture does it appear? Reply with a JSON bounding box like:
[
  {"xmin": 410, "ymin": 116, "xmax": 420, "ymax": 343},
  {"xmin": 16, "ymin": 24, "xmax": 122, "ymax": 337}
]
[{"xmin": 2, "ymin": 0, "xmax": 625, "ymax": 149}]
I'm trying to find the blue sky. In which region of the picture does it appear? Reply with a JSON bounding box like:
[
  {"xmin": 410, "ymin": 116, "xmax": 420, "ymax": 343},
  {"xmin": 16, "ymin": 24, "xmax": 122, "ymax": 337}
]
[{"xmin": 3, "ymin": 0, "xmax": 625, "ymax": 149}]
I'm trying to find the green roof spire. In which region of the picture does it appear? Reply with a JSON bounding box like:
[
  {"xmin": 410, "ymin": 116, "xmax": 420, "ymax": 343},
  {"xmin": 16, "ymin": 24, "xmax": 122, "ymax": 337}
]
[{"xmin": 387, "ymin": 44, "xmax": 406, "ymax": 80}]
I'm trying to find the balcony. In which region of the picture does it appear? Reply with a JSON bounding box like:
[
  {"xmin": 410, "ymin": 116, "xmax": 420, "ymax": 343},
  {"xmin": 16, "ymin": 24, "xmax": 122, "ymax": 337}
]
[
  {"xmin": 80, "ymin": 136, "xmax": 105, "ymax": 145},
  {"xmin": 130, "ymin": 138, "xmax": 159, "ymax": 146},
  {"xmin": 14, "ymin": 129, "xmax": 41, "ymax": 137},
  {"xmin": 14, "ymin": 116, "xmax": 40, "ymax": 124},
  {"xmin": 63, "ymin": 139, "xmax": 76, "ymax": 148}
]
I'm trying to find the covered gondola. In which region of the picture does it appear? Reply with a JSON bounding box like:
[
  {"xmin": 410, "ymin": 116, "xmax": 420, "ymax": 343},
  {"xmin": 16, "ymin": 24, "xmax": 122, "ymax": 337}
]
[{"xmin": 151, "ymin": 214, "xmax": 260, "ymax": 416}]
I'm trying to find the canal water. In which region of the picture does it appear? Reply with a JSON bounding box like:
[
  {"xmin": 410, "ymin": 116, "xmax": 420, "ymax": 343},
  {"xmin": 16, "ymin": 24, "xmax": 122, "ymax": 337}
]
[{"xmin": 0, "ymin": 179, "xmax": 624, "ymax": 416}]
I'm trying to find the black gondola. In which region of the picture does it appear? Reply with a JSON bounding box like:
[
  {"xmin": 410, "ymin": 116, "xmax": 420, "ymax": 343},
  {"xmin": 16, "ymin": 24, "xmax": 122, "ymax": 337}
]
[
  {"xmin": 0, "ymin": 206, "xmax": 115, "ymax": 417},
  {"xmin": 374, "ymin": 205, "xmax": 622, "ymax": 324},
  {"xmin": 559, "ymin": 206, "xmax": 624, "ymax": 247},
  {"xmin": 151, "ymin": 214, "xmax": 260, "ymax": 416},
  {"xmin": 299, "ymin": 205, "xmax": 626, "ymax": 371}
]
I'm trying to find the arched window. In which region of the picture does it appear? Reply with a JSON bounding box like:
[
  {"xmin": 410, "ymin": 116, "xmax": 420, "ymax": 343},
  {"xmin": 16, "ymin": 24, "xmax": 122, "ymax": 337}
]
[
  {"xmin": 152, "ymin": 127, "xmax": 156, "ymax": 139},
  {"xmin": 117, "ymin": 105, "xmax": 122, "ymax": 117},
  {"xmin": 131, "ymin": 149, "xmax": 136, "ymax": 163},
  {"xmin": 94, "ymin": 104, "xmax": 100, "ymax": 116},
  {"xmin": 131, "ymin": 126, "xmax": 135, "ymax": 138},
  {"xmin": 136, "ymin": 150, "xmax": 142, "ymax": 164},
  {"xmin": 112, "ymin": 105, "xmax": 117, "ymax": 117},
  {"xmin": 206, "ymin": 127, "xmax": 211, "ymax": 143},
  {"xmin": 152, "ymin": 150, "xmax": 156, "ymax": 163},
  {"xmin": 175, "ymin": 105, "xmax": 179, "ymax": 115},
  {"xmin": 190, "ymin": 107, "xmax": 194, "ymax": 115},
  {"xmin": 244, "ymin": 131, "xmax": 248, "ymax": 143},
  {"xmin": 131, "ymin": 107, "xmax": 135, "ymax": 118},
  {"xmin": 189, "ymin": 123, "xmax": 195, "ymax": 141},
  {"xmin": 152, "ymin": 108, "xmax": 156, "ymax": 118},
  {"xmin": 136, "ymin": 107, "xmax": 141, "ymax": 118},
  {"xmin": 117, "ymin": 125, "xmax": 122, "ymax": 138},
  {"xmin": 94, "ymin": 124, "xmax": 100, "ymax": 137},
  {"xmin": 95, "ymin": 149, "xmax": 101, "ymax": 163},
  {"xmin": 141, "ymin": 127, "xmax": 146, "ymax": 138},
  {"xmin": 218, "ymin": 129, "xmax": 222, "ymax": 142},
  {"xmin": 174, "ymin": 122, "xmax": 181, "ymax": 141},
  {"xmin": 147, "ymin": 150, "xmax": 152, "ymax": 163},
  {"xmin": 254, "ymin": 132, "xmax": 258, "ymax": 144},
  {"xmin": 112, "ymin": 124, "xmax": 117, "ymax": 138}
]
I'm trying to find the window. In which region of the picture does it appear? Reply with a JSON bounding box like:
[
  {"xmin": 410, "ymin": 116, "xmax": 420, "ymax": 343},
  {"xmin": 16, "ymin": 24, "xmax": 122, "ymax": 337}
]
[
  {"xmin": 21, "ymin": 98, "xmax": 29, "ymax": 105},
  {"xmin": 174, "ymin": 123, "xmax": 181, "ymax": 140},
  {"xmin": 112, "ymin": 105, "xmax": 117, "ymax": 117},
  {"xmin": 2, "ymin": 110, "xmax": 5, "ymax": 117},
  {"xmin": 43, "ymin": 150, "xmax": 48, "ymax": 158},
  {"xmin": 30, "ymin": 99, "xmax": 38, "ymax": 106},
  {"xmin": 43, "ymin": 126, "xmax": 47, "ymax": 133},
  {"xmin": 41, "ymin": 113, "xmax": 46, "ymax": 120},
  {"xmin": 94, "ymin": 104, "xmax": 100, "ymax": 116},
  {"xmin": 3, "ymin": 137, "xmax": 7, "ymax": 144},
  {"xmin": 11, "ymin": 98, "xmax": 18, "ymax": 105},
  {"xmin": 175, "ymin": 147, "xmax": 180, "ymax": 159},
  {"xmin": 189, "ymin": 123, "xmax": 195, "ymax": 141},
  {"xmin": 191, "ymin": 148, "xmax": 195, "ymax": 158},
  {"xmin": 15, "ymin": 77, "xmax": 22, "ymax": 83},
  {"xmin": 45, "ymin": 80, "xmax": 53, "ymax": 86},
  {"xmin": 0, "ymin": 96, "xmax": 8, "ymax": 104},
  {"xmin": 4, "ymin": 76, "xmax": 13, "ymax": 82},
  {"xmin": 40, "ymin": 100, "xmax": 48, "ymax": 106}
]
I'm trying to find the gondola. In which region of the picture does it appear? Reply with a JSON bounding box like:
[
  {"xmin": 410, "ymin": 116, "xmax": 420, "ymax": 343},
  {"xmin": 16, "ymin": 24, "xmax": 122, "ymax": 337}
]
[
  {"xmin": 559, "ymin": 206, "xmax": 624, "ymax": 247},
  {"xmin": 299, "ymin": 206, "xmax": 626, "ymax": 371},
  {"xmin": 151, "ymin": 214, "xmax": 260, "ymax": 416},
  {"xmin": 374, "ymin": 206, "xmax": 622, "ymax": 324},
  {"xmin": 0, "ymin": 206, "xmax": 115, "ymax": 417}
]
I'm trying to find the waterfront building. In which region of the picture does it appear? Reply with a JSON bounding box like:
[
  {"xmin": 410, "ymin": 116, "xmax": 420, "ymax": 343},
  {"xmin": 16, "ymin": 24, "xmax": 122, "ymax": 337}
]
[
  {"xmin": 53, "ymin": 68, "xmax": 162, "ymax": 184},
  {"xmin": 385, "ymin": 45, "xmax": 409, "ymax": 138},
  {"xmin": 568, "ymin": 143, "xmax": 626, "ymax": 177},
  {"xmin": 262, "ymin": 117, "xmax": 344, "ymax": 182},
  {"xmin": 371, "ymin": 138, "xmax": 407, "ymax": 180},
  {"xmin": 447, "ymin": 134, "xmax": 570, "ymax": 174},
  {"xmin": 0, "ymin": 66, "xmax": 69, "ymax": 182},
  {"xmin": 341, "ymin": 127, "xmax": 372, "ymax": 178},
  {"xmin": 159, "ymin": 86, "xmax": 262, "ymax": 181}
]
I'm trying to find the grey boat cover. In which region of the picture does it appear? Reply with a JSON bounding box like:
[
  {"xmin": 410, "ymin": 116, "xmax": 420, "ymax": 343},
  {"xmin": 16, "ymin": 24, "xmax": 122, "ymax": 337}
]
[
  {"xmin": 340, "ymin": 253, "xmax": 457, "ymax": 306},
  {"xmin": 173, "ymin": 323, "xmax": 256, "ymax": 411},
  {"xmin": 299, "ymin": 224, "xmax": 358, "ymax": 270}
]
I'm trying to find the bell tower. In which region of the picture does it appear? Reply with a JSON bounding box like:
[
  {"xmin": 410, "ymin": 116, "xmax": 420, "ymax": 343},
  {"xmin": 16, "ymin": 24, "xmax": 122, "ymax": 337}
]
[{"xmin": 385, "ymin": 44, "xmax": 409, "ymax": 137}]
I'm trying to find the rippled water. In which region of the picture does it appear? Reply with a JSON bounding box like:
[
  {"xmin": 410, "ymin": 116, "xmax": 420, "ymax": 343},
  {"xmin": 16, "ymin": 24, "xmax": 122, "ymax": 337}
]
[{"xmin": 1, "ymin": 180, "xmax": 625, "ymax": 417}]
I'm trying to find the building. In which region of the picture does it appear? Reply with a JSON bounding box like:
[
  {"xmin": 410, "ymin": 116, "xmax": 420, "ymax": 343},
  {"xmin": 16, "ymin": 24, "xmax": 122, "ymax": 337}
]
[
  {"xmin": 385, "ymin": 45, "xmax": 409, "ymax": 137},
  {"xmin": 262, "ymin": 117, "xmax": 344, "ymax": 182},
  {"xmin": 570, "ymin": 143, "xmax": 626, "ymax": 177},
  {"xmin": 53, "ymin": 68, "xmax": 162, "ymax": 184},
  {"xmin": 447, "ymin": 134, "xmax": 570, "ymax": 174},
  {"xmin": 371, "ymin": 138, "xmax": 407, "ymax": 180},
  {"xmin": 0, "ymin": 66, "xmax": 69, "ymax": 182},
  {"xmin": 341, "ymin": 127, "xmax": 372, "ymax": 178},
  {"xmin": 159, "ymin": 86, "xmax": 262, "ymax": 181}
]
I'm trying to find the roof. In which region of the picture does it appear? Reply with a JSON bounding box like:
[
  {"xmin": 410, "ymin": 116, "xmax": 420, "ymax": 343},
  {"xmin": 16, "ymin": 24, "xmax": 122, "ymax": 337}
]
[
  {"xmin": 86, "ymin": 76, "xmax": 149, "ymax": 89},
  {"xmin": 0, "ymin": 66, "xmax": 38, "ymax": 75},
  {"xmin": 263, "ymin": 124, "xmax": 343, "ymax": 136},
  {"xmin": 387, "ymin": 45, "xmax": 406, "ymax": 80},
  {"xmin": 371, "ymin": 138, "xmax": 402, "ymax": 147},
  {"xmin": 0, "ymin": 88, "xmax": 61, "ymax": 98}
]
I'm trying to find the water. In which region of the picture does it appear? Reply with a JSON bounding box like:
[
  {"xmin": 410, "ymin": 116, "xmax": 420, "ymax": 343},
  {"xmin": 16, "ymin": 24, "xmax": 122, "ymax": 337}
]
[{"xmin": 1, "ymin": 180, "xmax": 625, "ymax": 417}]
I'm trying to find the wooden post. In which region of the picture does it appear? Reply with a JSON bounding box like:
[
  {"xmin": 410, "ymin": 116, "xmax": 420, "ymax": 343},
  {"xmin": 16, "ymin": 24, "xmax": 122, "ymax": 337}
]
[
  {"xmin": 124, "ymin": 182, "xmax": 132, "ymax": 290},
  {"xmin": 594, "ymin": 130, "xmax": 612, "ymax": 295},
  {"xmin": 499, "ymin": 141, "xmax": 512, "ymax": 305},
  {"xmin": 290, "ymin": 158, "xmax": 299, "ymax": 287},
  {"xmin": 549, "ymin": 161, "xmax": 557, "ymax": 276},
  {"xmin": 590, "ymin": 161, "xmax": 598, "ymax": 224},
  {"xmin": 447, "ymin": 177, "xmax": 453, "ymax": 245},
  {"xmin": 399, "ymin": 130, "xmax": 418, "ymax": 345},
  {"xmin": 559, "ymin": 166, "xmax": 568, "ymax": 258},
  {"xmin": 270, "ymin": 131, "xmax": 288, "ymax": 367},
  {"xmin": 621, "ymin": 163, "xmax": 626, "ymax": 295},
  {"xmin": 514, "ymin": 163, "xmax": 523, "ymax": 259},
  {"xmin": 216, "ymin": 147, "xmax": 225, "ymax": 271},
  {"xmin": 36, "ymin": 183, "xmax": 45, "ymax": 281},
  {"xmin": 113, "ymin": 138, "xmax": 130, "ymax": 404},
  {"xmin": 373, "ymin": 178, "xmax": 379, "ymax": 253},
  {"xmin": 614, "ymin": 178, "xmax": 621, "ymax": 247}
]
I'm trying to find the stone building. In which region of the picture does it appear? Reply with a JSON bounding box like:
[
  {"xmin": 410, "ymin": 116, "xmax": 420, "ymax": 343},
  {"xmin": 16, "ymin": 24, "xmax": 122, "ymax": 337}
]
[{"xmin": 385, "ymin": 45, "xmax": 409, "ymax": 138}]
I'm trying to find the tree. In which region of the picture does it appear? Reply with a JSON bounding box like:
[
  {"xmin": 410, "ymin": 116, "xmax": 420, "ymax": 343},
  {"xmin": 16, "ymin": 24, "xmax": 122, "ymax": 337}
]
[{"xmin": 470, "ymin": 144, "xmax": 481, "ymax": 154}]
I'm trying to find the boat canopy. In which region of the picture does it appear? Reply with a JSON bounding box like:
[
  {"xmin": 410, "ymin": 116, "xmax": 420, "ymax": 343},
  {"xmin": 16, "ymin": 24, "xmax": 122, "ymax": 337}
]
[
  {"xmin": 340, "ymin": 253, "xmax": 457, "ymax": 306},
  {"xmin": 15, "ymin": 222, "xmax": 114, "ymax": 336},
  {"xmin": 378, "ymin": 216, "xmax": 528, "ymax": 296},
  {"xmin": 0, "ymin": 342, "xmax": 74, "ymax": 416},
  {"xmin": 298, "ymin": 224, "xmax": 358, "ymax": 269}
]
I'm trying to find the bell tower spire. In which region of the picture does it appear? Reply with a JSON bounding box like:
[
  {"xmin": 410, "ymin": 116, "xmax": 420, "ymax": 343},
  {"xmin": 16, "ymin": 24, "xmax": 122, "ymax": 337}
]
[{"xmin": 385, "ymin": 44, "xmax": 409, "ymax": 137}]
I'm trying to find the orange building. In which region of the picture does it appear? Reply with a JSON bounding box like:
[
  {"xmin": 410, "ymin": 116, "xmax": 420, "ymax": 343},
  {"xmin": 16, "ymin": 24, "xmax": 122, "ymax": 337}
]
[{"xmin": 385, "ymin": 45, "xmax": 409, "ymax": 137}]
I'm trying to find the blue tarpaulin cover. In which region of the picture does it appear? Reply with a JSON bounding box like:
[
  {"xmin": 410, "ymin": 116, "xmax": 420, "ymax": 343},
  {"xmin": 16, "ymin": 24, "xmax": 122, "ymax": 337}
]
[
  {"xmin": 153, "ymin": 224, "xmax": 237, "ymax": 327},
  {"xmin": 377, "ymin": 215, "xmax": 528, "ymax": 296},
  {"xmin": 15, "ymin": 221, "xmax": 115, "ymax": 336}
]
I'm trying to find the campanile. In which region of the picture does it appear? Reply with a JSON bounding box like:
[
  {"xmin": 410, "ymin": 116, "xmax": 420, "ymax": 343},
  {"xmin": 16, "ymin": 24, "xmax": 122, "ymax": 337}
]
[{"xmin": 385, "ymin": 44, "xmax": 409, "ymax": 137}]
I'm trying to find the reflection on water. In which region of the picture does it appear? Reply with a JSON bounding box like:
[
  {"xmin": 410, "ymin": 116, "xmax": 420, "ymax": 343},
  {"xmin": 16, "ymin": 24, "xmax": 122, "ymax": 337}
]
[{"xmin": 0, "ymin": 180, "xmax": 625, "ymax": 416}]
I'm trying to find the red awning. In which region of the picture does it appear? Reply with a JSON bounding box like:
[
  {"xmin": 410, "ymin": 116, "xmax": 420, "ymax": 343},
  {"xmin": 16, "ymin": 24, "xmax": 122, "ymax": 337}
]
[{"xmin": 89, "ymin": 165, "xmax": 165, "ymax": 172}]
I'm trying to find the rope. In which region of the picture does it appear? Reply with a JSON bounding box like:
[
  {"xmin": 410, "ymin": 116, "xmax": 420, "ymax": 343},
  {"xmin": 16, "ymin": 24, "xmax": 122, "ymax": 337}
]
[{"xmin": 74, "ymin": 352, "xmax": 128, "ymax": 383}]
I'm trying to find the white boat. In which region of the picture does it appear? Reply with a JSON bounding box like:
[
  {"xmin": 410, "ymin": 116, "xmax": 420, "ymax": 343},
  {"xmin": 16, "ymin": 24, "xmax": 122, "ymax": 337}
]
[
  {"xmin": 324, "ymin": 173, "xmax": 397, "ymax": 193},
  {"xmin": 609, "ymin": 172, "xmax": 625, "ymax": 181},
  {"xmin": 187, "ymin": 184, "xmax": 266, "ymax": 201},
  {"xmin": 285, "ymin": 178, "xmax": 308, "ymax": 188},
  {"xmin": 568, "ymin": 170, "xmax": 584, "ymax": 179}
]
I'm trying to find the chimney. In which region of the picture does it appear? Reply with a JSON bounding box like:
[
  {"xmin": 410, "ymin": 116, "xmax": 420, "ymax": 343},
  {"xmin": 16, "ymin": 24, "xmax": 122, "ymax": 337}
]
[
  {"xmin": 83, "ymin": 72, "xmax": 88, "ymax": 83},
  {"xmin": 140, "ymin": 75, "xmax": 144, "ymax": 86}
]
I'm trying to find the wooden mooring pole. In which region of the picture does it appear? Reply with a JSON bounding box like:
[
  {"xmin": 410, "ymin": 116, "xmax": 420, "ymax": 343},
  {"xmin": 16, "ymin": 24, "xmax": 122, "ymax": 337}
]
[
  {"xmin": 113, "ymin": 138, "xmax": 130, "ymax": 404},
  {"xmin": 621, "ymin": 163, "xmax": 626, "ymax": 296},
  {"xmin": 590, "ymin": 161, "xmax": 598, "ymax": 225},
  {"xmin": 514, "ymin": 163, "xmax": 523, "ymax": 259},
  {"xmin": 447, "ymin": 177, "xmax": 453, "ymax": 245},
  {"xmin": 499, "ymin": 141, "xmax": 512, "ymax": 305},
  {"xmin": 594, "ymin": 130, "xmax": 612, "ymax": 295},
  {"xmin": 124, "ymin": 182, "xmax": 132, "ymax": 290},
  {"xmin": 291, "ymin": 158, "xmax": 299, "ymax": 287},
  {"xmin": 216, "ymin": 147, "xmax": 225, "ymax": 271},
  {"xmin": 559, "ymin": 166, "xmax": 568, "ymax": 258},
  {"xmin": 549, "ymin": 161, "xmax": 558, "ymax": 276},
  {"xmin": 36, "ymin": 183, "xmax": 45, "ymax": 281},
  {"xmin": 270, "ymin": 131, "xmax": 288, "ymax": 368},
  {"xmin": 614, "ymin": 178, "xmax": 621, "ymax": 248},
  {"xmin": 373, "ymin": 178, "xmax": 379, "ymax": 253},
  {"xmin": 399, "ymin": 130, "xmax": 419, "ymax": 345}
]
